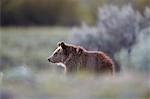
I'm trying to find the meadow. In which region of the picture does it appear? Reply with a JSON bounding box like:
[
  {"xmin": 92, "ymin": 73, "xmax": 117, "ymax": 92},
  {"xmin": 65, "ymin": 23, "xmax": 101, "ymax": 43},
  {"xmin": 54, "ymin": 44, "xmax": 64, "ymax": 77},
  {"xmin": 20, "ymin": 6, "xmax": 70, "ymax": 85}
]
[
  {"xmin": 1, "ymin": 0, "xmax": 150, "ymax": 98},
  {"xmin": 0, "ymin": 27, "xmax": 149, "ymax": 99},
  {"xmin": 0, "ymin": 27, "xmax": 71, "ymax": 70}
]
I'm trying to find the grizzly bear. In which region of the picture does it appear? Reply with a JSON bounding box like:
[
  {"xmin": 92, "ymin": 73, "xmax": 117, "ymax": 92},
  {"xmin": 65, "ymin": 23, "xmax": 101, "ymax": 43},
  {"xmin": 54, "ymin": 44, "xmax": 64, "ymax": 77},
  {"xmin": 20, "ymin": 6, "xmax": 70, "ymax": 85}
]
[{"xmin": 48, "ymin": 41, "xmax": 115, "ymax": 75}]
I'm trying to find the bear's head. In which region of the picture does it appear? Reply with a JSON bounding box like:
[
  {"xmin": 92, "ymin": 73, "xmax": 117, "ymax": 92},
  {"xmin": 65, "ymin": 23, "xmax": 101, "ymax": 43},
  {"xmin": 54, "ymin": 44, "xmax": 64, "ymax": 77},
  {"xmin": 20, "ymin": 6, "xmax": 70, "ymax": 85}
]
[{"xmin": 48, "ymin": 41, "xmax": 84, "ymax": 63}]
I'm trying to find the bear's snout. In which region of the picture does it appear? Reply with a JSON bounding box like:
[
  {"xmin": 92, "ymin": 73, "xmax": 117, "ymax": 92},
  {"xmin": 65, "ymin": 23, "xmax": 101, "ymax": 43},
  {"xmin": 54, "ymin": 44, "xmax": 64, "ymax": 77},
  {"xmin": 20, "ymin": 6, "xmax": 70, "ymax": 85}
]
[
  {"xmin": 47, "ymin": 56, "xmax": 52, "ymax": 62},
  {"xmin": 48, "ymin": 58, "xmax": 51, "ymax": 62},
  {"xmin": 47, "ymin": 56, "xmax": 56, "ymax": 63}
]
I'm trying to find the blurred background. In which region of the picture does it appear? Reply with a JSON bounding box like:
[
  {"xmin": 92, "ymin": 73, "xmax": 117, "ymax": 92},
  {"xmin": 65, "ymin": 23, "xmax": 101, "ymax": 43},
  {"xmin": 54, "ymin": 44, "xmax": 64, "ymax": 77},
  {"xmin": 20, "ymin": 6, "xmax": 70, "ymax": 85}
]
[{"xmin": 0, "ymin": 0, "xmax": 150, "ymax": 99}]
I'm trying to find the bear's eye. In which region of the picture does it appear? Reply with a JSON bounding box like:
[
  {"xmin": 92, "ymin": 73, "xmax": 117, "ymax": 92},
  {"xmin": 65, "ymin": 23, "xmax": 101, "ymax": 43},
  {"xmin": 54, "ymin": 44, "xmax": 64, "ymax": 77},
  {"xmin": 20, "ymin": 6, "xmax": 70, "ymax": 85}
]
[{"xmin": 54, "ymin": 52, "xmax": 58, "ymax": 56}]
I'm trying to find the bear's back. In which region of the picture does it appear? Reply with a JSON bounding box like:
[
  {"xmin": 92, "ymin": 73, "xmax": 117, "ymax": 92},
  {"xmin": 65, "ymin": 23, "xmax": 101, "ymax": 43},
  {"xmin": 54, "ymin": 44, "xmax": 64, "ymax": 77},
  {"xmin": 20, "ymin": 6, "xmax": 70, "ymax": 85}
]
[{"xmin": 80, "ymin": 51, "xmax": 114, "ymax": 74}]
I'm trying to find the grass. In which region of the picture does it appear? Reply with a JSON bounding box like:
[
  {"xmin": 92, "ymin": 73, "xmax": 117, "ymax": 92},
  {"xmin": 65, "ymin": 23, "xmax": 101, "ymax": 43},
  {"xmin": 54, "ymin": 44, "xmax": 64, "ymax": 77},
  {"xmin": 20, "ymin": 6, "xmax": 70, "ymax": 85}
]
[
  {"xmin": 0, "ymin": 27, "xmax": 71, "ymax": 70},
  {"xmin": 0, "ymin": 27, "xmax": 149, "ymax": 99},
  {"xmin": 1, "ymin": 71, "xmax": 150, "ymax": 99}
]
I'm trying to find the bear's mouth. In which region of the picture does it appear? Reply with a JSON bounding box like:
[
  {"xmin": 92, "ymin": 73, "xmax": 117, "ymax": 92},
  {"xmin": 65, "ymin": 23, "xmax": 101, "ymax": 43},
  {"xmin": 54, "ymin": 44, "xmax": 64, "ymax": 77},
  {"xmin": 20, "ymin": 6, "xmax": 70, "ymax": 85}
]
[{"xmin": 48, "ymin": 58, "xmax": 57, "ymax": 63}]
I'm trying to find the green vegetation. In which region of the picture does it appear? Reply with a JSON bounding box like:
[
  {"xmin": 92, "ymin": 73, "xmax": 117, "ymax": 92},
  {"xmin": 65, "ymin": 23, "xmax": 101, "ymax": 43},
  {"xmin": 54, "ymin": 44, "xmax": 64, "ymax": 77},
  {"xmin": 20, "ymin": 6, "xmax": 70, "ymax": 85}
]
[
  {"xmin": 0, "ymin": 0, "xmax": 150, "ymax": 98},
  {"xmin": 0, "ymin": 27, "xmax": 149, "ymax": 99},
  {"xmin": 1, "ymin": 70, "xmax": 150, "ymax": 99},
  {"xmin": 1, "ymin": 0, "xmax": 81, "ymax": 26},
  {"xmin": 1, "ymin": 0, "xmax": 149, "ymax": 26},
  {"xmin": 0, "ymin": 27, "xmax": 71, "ymax": 70},
  {"xmin": 70, "ymin": 5, "xmax": 150, "ymax": 73}
]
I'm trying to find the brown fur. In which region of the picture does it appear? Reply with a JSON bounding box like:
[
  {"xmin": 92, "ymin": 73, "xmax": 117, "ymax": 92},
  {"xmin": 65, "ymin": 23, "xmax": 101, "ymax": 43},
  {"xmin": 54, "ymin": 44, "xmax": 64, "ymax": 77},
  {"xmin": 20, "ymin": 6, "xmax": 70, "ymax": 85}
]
[{"xmin": 48, "ymin": 41, "xmax": 115, "ymax": 75}]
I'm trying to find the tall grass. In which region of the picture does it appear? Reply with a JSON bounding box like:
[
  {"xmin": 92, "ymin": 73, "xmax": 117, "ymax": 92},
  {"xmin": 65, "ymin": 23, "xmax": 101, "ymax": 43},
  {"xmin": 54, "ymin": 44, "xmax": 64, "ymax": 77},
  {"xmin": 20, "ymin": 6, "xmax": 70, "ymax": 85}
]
[{"xmin": 1, "ymin": 70, "xmax": 150, "ymax": 99}]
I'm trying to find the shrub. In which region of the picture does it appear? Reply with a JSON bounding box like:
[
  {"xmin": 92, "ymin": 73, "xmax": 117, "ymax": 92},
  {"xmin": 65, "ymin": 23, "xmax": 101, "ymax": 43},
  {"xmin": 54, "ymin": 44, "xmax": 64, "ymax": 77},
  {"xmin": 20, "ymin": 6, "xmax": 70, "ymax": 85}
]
[
  {"xmin": 70, "ymin": 5, "xmax": 150, "ymax": 72},
  {"xmin": 1, "ymin": 0, "xmax": 80, "ymax": 26},
  {"xmin": 117, "ymin": 27, "xmax": 150, "ymax": 73}
]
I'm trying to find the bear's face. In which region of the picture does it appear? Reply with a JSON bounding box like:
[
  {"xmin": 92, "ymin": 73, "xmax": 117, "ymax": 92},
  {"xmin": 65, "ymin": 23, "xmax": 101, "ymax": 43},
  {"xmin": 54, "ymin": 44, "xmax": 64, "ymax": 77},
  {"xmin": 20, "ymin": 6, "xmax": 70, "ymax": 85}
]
[
  {"xmin": 48, "ymin": 41, "xmax": 83, "ymax": 64},
  {"xmin": 48, "ymin": 44, "xmax": 67, "ymax": 63}
]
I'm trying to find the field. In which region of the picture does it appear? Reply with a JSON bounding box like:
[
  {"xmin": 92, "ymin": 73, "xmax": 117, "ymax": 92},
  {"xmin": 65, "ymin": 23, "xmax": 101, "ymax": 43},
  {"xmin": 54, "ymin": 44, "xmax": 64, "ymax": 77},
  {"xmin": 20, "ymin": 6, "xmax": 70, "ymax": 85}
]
[
  {"xmin": 0, "ymin": 27, "xmax": 150, "ymax": 99},
  {"xmin": 0, "ymin": 27, "xmax": 71, "ymax": 70}
]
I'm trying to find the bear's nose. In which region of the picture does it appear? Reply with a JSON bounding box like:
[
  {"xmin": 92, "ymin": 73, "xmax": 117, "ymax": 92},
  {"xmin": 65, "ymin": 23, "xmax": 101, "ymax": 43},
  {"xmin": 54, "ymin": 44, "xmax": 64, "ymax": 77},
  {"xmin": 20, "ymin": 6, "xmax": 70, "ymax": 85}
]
[{"xmin": 48, "ymin": 58, "xmax": 51, "ymax": 62}]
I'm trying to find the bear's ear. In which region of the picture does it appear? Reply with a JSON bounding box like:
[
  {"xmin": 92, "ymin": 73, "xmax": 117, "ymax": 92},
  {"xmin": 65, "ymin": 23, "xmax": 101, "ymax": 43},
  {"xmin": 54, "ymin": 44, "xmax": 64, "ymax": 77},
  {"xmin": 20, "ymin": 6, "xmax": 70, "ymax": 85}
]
[
  {"xmin": 57, "ymin": 42, "xmax": 61, "ymax": 46},
  {"xmin": 76, "ymin": 47, "xmax": 83, "ymax": 55},
  {"xmin": 58, "ymin": 41, "xmax": 67, "ymax": 49}
]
